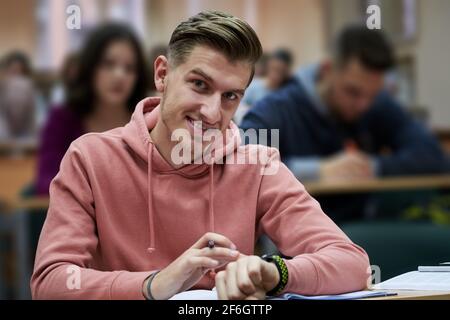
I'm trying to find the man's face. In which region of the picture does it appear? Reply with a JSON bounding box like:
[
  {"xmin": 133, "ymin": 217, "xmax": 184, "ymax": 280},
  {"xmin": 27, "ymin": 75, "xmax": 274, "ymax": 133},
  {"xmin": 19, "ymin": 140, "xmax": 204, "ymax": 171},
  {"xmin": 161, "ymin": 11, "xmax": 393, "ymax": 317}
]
[
  {"xmin": 6, "ymin": 61, "xmax": 26, "ymax": 78},
  {"xmin": 154, "ymin": 45, "xmax": 252, "ymax": 153},
  {"xmin": 266, "ymin": 58, "xmax": 290, "ymax": 88},
  {"xmin": 326, "ymin": 58, "xmax": 385, "ymax": 123}
]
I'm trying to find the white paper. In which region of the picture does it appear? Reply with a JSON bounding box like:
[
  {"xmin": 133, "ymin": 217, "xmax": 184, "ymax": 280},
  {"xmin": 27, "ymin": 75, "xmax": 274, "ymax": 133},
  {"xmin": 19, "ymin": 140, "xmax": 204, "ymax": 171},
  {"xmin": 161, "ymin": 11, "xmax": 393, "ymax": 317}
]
[
  {"xmin": 169, "ymin": 289, "xmax": 391, "ymax": 300},
  {"xmin": 169, "ymin": 289, "xmax": 218, "ymax": 300},
  {"xmin": 373, "ymin": 271, "xmax": 450, "ymax": 291},
  {"xmin": 273, "ymin": 290, "xmax": 392, "ymax": 300}
]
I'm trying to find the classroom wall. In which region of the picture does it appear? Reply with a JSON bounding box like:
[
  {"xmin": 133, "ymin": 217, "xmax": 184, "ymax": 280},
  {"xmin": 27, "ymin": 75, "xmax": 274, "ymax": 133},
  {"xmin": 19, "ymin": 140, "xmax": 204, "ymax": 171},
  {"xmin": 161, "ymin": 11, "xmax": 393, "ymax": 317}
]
[
  {"xmin": 324, "ymin": 0, "xmax": 363, "ymax": 41},
  {"xmin": 415, "ymin": 0, "xmax": 450, "ymax": 129},
  {"xmin": 145, "ymin": 0, "xmax": 326, "ymax": 68},
  {"xmin": 257, "ymin": 0, "xmax": 326, "ymax": 66},
  {"xmin": 0, "ymin": 0, "xmax": 36, "ymax": 59}
]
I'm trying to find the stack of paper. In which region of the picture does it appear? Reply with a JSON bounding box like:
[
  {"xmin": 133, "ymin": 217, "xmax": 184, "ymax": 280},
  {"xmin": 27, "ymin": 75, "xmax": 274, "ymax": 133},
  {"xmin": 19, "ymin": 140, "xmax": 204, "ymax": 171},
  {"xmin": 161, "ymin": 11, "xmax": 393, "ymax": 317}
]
[
  {"xmin": 271, "ymin": 290, "xmax": 394, "ymax": 300},
  {"xmin": 169, "ymin": 289, "xmax": 393, "ymax": 300},
  {"xmin": 170, "ymin": 289, "xmax": 218, "ymax": 300},
  {"xmin": 373, "ymin": 271, "xmax": 450, "ymax": 291}
]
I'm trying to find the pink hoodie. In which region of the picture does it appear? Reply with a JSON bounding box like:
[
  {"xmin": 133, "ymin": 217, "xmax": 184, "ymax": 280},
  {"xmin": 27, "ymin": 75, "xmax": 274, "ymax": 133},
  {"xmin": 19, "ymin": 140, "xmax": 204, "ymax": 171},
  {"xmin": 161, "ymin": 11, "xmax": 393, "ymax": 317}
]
[{"xmin": 31, "ymin": 97, "xmax": 370, "ymax": 299}]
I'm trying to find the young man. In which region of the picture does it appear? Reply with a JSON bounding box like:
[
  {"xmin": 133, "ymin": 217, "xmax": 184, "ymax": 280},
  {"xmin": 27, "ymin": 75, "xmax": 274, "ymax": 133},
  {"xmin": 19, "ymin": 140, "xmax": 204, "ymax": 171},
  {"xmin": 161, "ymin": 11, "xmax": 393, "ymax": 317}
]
[
  {"xmin": 241, "ymin": 26, "xmax": 449, "ymax": 222},
  {"xmin": 31, "ymin": 11, "xmax": 370, "ymax": 300}
]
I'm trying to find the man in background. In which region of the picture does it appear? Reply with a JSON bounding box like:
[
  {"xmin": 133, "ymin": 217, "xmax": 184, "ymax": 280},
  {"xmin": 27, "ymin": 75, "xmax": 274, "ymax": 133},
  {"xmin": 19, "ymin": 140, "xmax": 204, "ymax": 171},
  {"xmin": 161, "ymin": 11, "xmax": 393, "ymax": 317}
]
[{"xmin": 241, "ymin": 25, "xmax": 449, "ymax": 222}]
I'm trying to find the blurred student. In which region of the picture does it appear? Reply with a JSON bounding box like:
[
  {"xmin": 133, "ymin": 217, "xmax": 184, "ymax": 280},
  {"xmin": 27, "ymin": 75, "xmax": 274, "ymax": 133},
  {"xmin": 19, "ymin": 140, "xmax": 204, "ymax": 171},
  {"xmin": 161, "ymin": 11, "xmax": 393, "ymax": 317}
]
[
  {"xmin": 235, "ymin": 49, "xmax": 293, "ymax": 125},
  {"xmin": 31, "ymin": 11, "xmax": 369, "ymax": 300},
  {"xmin": 241, "ymin": 25, "xmax": 449, "ymax": 221},
  {"xmin": 0, "ymin": 51, "xmax": 32, "ymax": 78},
  {"xmin": 36, "ymin": 23, "xmax": 148, "ymax": 195},
  {"xmin": 243, "ymin": 48, "xmax": 293, "ymax": 107},
  {"xmin": 254, "ymin": 53, "xmax": 269, "ymax": 78},
  {"xmin": 0, "ymin": 51, "xmax": 36, "ymax": 139}
]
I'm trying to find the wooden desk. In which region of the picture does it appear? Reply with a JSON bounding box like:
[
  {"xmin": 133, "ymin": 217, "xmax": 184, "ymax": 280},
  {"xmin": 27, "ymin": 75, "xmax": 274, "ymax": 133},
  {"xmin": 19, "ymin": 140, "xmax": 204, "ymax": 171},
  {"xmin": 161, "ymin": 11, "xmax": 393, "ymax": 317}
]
[
  {"xmin": 0, "ymin": 155, "xmax": 38, "ymax": 299},
  {"xmin": 365, "ymin": 290, "xmax": 450, "ymax": 300},
  {"xmin": 0, "ymin": 155, "xmax": 36, "ymax": 206},
  {"xmin": 6, "ymin": 176, "xmax": 450, "ymax": 209},
  {"xmin": 0, "ymin": 139, "xmax": 38, "ymax": 155},
  {"xmin": 4, "ymin": 197, "xmax": 49, "ymax": 212},
  {"xmin": 304, "ymin": 175, "xmax": 450, "ymax": 196}
]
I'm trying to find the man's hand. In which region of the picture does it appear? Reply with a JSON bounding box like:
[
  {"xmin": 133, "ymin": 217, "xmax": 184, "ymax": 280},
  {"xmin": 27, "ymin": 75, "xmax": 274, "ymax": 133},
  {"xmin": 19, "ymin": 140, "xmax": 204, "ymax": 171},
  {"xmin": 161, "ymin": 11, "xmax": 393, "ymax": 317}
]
[
  {"xmin": 215, "ymin": 255, "xmax": 280, "ymax": 300},
  {"xmin": 143, "ymin": 232, "xmax": 239, "ymax": 300},
  {"xmin": 320, "ymin": 151, "xmax": 374, "ymax": 181}
]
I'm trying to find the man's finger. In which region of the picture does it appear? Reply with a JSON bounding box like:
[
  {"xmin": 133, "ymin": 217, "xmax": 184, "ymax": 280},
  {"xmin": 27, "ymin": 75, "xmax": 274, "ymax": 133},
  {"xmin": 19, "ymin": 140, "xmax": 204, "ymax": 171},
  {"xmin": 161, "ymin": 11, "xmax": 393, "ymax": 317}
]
[
  {"xmin": 236, "ymin": 258, "xmax": 256, "ymax": 295},
  {"xmin": 215, "ymin": 271, "xmax": 227, "ymax": 300},
  {"xmin": 225, "ymin": 262, "xmax": 246, "ymax": 300},
  {"xmin": 247, "ymin": 257, "xmax": 263, "ymax": 285},
  {"xmin": 185, "ymin": 256, "xmax": 219, "ymax": 270},
  {"xmin": 198, "ymin": 247, "xmax": 240, "ymax": 261},
  {"xmin": 192, "ymin": 232, "xmax": 237, "ymax": 250}
]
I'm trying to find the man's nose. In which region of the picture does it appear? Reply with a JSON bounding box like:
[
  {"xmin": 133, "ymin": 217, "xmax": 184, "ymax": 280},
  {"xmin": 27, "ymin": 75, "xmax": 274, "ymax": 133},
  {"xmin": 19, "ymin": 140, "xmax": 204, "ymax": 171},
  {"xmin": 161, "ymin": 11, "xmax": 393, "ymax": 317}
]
[{"xmin": 199, "ymin": 94, "xmax": 221, "ymax": 125}]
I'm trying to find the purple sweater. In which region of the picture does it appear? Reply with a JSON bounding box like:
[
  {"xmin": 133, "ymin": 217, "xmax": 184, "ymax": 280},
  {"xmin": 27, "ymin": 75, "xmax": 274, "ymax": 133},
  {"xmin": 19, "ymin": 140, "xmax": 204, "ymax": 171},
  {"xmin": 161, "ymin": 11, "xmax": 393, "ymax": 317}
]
[{"xmin": 36, "ymin": 106, "xmax": 85, "ymax": 195}]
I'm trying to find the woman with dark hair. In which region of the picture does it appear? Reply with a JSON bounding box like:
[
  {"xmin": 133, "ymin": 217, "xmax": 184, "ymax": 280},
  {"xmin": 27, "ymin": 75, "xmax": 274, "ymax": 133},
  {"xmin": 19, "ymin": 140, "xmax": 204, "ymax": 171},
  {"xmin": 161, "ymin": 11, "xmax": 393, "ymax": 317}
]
[
  {"xmin": 49, "ymin": 52, "xmax": 80, "ymax": 106},
  {"xmin": 36, "ymin": 23, "xmax": 149, "ymax": 195}
]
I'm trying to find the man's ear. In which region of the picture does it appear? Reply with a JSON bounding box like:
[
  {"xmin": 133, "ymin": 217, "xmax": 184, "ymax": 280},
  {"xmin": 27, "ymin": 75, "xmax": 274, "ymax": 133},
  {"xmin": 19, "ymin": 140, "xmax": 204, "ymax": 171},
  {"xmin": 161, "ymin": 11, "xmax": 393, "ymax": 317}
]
[{"xmin": 154, "ymin": 55, "xmax": 169, "ymax": 92}]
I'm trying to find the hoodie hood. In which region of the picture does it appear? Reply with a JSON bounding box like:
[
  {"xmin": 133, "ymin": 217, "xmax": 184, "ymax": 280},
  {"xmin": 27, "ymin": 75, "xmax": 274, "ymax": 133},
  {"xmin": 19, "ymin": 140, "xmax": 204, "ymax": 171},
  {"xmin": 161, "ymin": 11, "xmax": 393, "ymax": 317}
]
[{"xmin": 123, "ymin": 97, "xmax": 242, "ymax": 253}]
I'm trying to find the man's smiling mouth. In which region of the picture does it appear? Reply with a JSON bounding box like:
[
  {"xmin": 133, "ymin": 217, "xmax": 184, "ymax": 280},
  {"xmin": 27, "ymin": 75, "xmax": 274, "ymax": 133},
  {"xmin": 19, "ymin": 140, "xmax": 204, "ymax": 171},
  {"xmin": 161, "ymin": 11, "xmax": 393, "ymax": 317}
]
[{"xmin": 186, "ymin": 116, "xmax": 219, "ymax": 132}]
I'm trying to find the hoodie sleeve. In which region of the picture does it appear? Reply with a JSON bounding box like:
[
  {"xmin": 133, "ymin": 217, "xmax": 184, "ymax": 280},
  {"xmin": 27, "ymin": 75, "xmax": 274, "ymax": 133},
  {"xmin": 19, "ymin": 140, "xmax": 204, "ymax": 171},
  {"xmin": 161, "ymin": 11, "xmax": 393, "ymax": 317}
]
[
  {"xmin": 30, "ymin": 142, "xmax": 154, "ymax": 299},
  {"xmin": 256, "ymin": 148, "xmax": 371, "ymax": 295}
]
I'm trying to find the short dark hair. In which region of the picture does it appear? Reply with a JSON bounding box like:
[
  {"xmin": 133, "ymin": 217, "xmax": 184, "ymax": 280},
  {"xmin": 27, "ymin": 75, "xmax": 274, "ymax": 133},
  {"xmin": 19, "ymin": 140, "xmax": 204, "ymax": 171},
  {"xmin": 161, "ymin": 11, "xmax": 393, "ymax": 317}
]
[
  {"xmin": 334, "ymin": 25, "xmax": 395, "ymax": 71},
  {"xmin": 1, "ymin": 51, "xmax": 32, "ymax": 76},
  {"xmin": 168, "ymin": 11, "xmax": 262, "ymax": 82},
  {"xmin": 271, "ymin": 48, "xmax": 293, "ymax": 67},
  {"xmin": 68, "ymin": 23, "xmax": 149, "ymax": 117}
]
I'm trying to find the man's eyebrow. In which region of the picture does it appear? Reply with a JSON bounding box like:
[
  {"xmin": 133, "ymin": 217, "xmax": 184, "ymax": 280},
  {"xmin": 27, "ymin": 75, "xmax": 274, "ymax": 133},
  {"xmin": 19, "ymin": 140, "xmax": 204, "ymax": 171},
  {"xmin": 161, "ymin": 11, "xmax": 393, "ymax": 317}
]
[
  {"xmin": 233, "ymin": 89, "xmax": 246, "ymax": 97},
  {"xmin": 189, "ymin": 68, "xmax": 246, "ymax": 96},
  {"xmin": 190, "ymin": 68, "xmax": 214, "ymax": 83}
]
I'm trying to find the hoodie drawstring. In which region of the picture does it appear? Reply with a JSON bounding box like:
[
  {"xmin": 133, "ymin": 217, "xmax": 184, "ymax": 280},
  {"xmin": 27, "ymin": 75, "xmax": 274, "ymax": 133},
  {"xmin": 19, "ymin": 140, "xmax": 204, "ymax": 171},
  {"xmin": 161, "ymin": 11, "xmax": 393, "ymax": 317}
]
[
  {"xmin": 208, "ymin": 160, "xmax": 215, "ymax": 233},
  {"xmin": 129, "ymin": 98, "xmax": 240, "ymax": 255},
  {"xmin": 147, "ymin": 148, "xmax": 216, "ymax": 253},
  {"xmin": 147, "ymin": 144, "xmax": 156, "ymax": 254}
]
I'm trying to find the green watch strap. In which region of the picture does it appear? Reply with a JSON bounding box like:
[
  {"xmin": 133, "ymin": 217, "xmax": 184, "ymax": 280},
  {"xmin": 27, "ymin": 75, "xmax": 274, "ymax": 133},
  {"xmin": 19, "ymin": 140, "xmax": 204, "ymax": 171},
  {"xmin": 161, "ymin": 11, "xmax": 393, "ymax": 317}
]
[{"xmin": 261, "ymin": 254, "xmax": 289, "ymax": 296}]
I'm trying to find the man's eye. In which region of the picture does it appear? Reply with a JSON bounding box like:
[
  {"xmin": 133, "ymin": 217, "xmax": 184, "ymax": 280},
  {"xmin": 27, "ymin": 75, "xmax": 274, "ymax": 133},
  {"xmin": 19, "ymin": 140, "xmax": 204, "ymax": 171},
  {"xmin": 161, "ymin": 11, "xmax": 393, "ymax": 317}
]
[
  {"xmin": 193, "ymin": 80, "xmax": 207, "ymax": 90},
  {"xmin": 223, "ymin": 92, "xmax": 238, "ymax": 101}
]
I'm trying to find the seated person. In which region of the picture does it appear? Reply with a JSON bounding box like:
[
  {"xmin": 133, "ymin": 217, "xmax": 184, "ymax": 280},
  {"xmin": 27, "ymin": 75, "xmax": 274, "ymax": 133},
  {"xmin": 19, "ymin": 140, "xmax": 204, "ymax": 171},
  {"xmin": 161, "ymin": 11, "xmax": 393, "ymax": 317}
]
[
  {"xmin": 234, "ymin": 48, "xmax": 293, "ymax": 125},
  {"xmin": 31, "ymin": 11, "xmax": 370, "ymax": 300},
  {"xmin": 0, "ymin": 76, "xmax": 36, "ymax": 139},
  {"xmin": 36, "ymin": 23, "xmax": 149, "ymax": 195},
  {"xmin": 0, "ymin": 51, "xmax": 37, "ymax": 140},
  {"xmin": 241, "ymin": 25, "xmax": 449, "ymax": 222}
]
